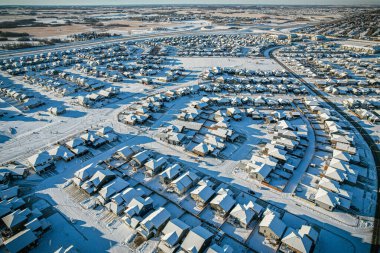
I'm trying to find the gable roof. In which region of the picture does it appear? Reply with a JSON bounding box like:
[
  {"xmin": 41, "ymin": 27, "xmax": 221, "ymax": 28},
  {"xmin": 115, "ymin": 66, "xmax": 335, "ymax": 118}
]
[
  {"xmin": 125, "ymin": 196, "xmax": 153, "ymax": 217},
  {"xmin": 229, "ymin": 203, "xmax": 255, "ymax": 225},
  {"xmin": 2, "ymin": 208, "xmax": 31, "ymax": 229},
  {"xmin": 116, "ymin": 146, "xmax": 135, "ymax": 159},
  {"xmin": 161, "ymin": 218, "xmax": 190, "ymax": 247},
  {"xmin": 332, "ymin": 150, "xmax": 351, "ymax": 162},
  {"xmin": 191, "ymin": 184, "xmax": 215, "ymax": 203},
  {"xmin": 181, "ymin": 226, "xmax": 213, "ymax": 252},
  {"xmin": 66, "ymin": 138, "xmax": 85, "ymax": 148},
  {"xmin": 319, "ymin": 177, "xmax": 340, "ymax": 193},
  {"xmin": 141, "ymin": 207, "xmax": 171, "ymax": 230},
  {"xmin": 87, "ymin": 169, "xmax": 115, "ymax": 188},
  {"xmin": 206, "ymin": 244, "xmax": 234, "ymax": 253},
  {"xmin": 3, "ymin": 229, "xmax": 37, "ymax": 253},
  {"xmin": 27, "ymin": 151, "xmax": 52, "ymax": 167},
  {"xmin": 314, "ymin": 188, "xmax": 338, "ymax": 208},
  {"xmin": 145, "ymin": 157, "xmax": 167, "ymax": 171},
  {"xmin": 281, "ymin": 227, "xmax": 312, "ymax": 253},
  {"xmin": 259, "ymin": 212, "xmax": 286, "ymax": 238},
  {"xmin": 48, "ymin": 145, "xmax": 75, "ymax": 160},
  {"xmin": 99, "ymin": 177, "xmax": 130, "ymax": 199},
  {"xmin": 210, "ymin": 192, "xmax": 236, "ymax": 213},
  {"xmin": 159, "ymin": 164, "xmax": 181, "ymax": 180},
  {"xmin": 120, "ymin": 187, "xmax": 145, "ymax": 205},
  {"xmin": 74, "ymin": 164, "xmax": 99, "ymax": 181},
  {"xmin": 171, "ymin": 172, "xmax": 199, "ymax": 192},
  {"xmin": 299, "ymin": 225, "xmax": 319, "ymax": 243}
]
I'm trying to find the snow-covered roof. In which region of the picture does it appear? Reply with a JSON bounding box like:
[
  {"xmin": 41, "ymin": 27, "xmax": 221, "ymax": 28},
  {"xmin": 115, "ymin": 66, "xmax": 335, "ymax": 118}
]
[
  {"xmin": 133, "ymin": 150, "xmax": 150, "ymax": 164},
  {"xmin": 87, "ymin": 169, "xmax": 115, "ymax": 188},
  {"xmin": 191, "ymin": 184, "xmax": 215, "ymax": 203},
  {"xmin": 27, "ymin": 151, "xmax": 52, "ymax": 167},
  {"xmin": 160, "ymin": 164, "xmax": 181, "ymax": 180},
  {"xmin": 206, "ymin": 244, "xmax": 233, "ymax": 253},
  {"xmin": 48, "ymin": 145, "xmax": 75, "ymax": 160},
  {"xmin": 210, "ymin": 191, "xmax": 236, "ymax": 213},
  {"xmin": 116, "ymin": 146, "xmax": 135, "ymax": 159},
  {"xmin": 74, "ymin": 164, "xmax": 99, "ymax": 181},
  {"xmin": 181, "ymin": 226, "xmax": 213, "ymax": 252},
  {"xmin": 324, "ymin": 167, "xmax": 346, "ymax": 183},
  {"xmin": 3, "ymin": 229, "xmax": 37, "ymax": 253},
  {"xmin": 277, "ymin": 120, "xmax": 294, "ymax": 130},
  {"xmin": 299, "ymin": 225, "xmax": 319, "ymax": 243},
  {"xmin": 171, "ymin": 171, "xmax": 199, "ymax": 193},
  {"xmin": 249, "ymin": 163, "xmax": 274, "ymax": 179},
  {"xmin": 120, "ymin": 187, "xmax": 145, "ymax": 206},
  {"xmin": 193, "ymin": 143, "xmax": 211, "ymax": 154},
  {"xmin": 318, "ymin": 177, "xmax": 340, "ymax": 193},
  {"xmin": 2, "ymin": 208, "xmax": 31, "ymax": 229},
  {"xmin": 140, "ymin": 207, "xmax": 171, "ymax": 231},
  {"xmin": 314, "ymin": 188, "xmax": 338, "ymax": 208},
  {"xmin": 125, "ymin": 196, "xmax": 153, "ymax": 217},
  {"xmin": 259, "ymin": 212, "xmax": 286, "ymax": 238},
  {"xmin": 145, "ymin": 157, "xmax": 167, "ymax": 171},
  {"xmin": 98, "ymin": 177, "xmax": 130, "ymax": 200},
  {"xmin": 329, "ymin": 158, "xmax": 350, "ymax": 171},
  {"xmin": 161, "ymin": 218, "xmax": 190, "ymax": 247},
  {"xmin": 281, "ymin": 227, "xmax": 312, "ymax": 253},
  {"xmin": 229, "ymin": 203, "xmax": 255, "ymax": 225}
]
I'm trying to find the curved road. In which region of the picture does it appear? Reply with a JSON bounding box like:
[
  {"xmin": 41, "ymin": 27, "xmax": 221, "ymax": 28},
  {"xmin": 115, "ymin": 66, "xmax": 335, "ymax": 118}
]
[
  {"xmin": 0, "ymin": 28, "xmax": 377, "ymax": 252},
  {"xmin": 269, "ymin": 47, "xmax": 380, "ymax": 253}
]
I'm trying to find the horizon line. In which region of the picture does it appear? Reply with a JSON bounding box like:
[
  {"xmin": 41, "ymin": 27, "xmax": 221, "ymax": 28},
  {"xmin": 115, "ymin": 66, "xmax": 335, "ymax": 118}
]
[{"xmin": 0, "ymin": 3, "xmax": 380, "ymax": 7}]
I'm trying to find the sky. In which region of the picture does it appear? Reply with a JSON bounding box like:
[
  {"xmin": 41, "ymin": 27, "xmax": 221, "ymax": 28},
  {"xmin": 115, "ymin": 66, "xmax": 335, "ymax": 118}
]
[{"xmin": 0, "ymin": 0, "xmax": 379, "ymax": 6}]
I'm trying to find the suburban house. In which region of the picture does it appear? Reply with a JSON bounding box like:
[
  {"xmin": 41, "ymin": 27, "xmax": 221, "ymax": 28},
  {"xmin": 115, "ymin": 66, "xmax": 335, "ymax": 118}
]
[
  {"xmin": 205, "ymin": 244, "xmax": 234, "ymax": 253},
  {"xmin": 228, "ymin": 203, "xmax": 256, "ymax": 228},
  {"xmin": 210, "ymin": 188, "xmax": 236, "ymax": 217},
  {"xmin": 158, "ymin": 218, "xmax": 190, "ymax": 253},
  {"xmin": 3, "ymin": 229, "xmax": 38, "ymax": 253},
  {"xmin": 145, "ymin": 157, "xmax": 168, "ymax": 177},
  {"xmin": 169, "ymin": 171, "xmax": 199, "ymax": 195},
  {"xmin": 124, "ymin": 196, "xmax": 154, "ymax": 219},
  {"xmin": 27, "ymin": 151, "xmax": 54, "ymax": 174},
  {"xmin": 191, "ymin": 184, "xmax": 215, "ymax": 208},
  {"xmin": 280, "ymin": 227, "xmax": 313, "ymax": 253},
  {"xmin": 159, "ymin": 164, "xmax": 182, "ymax": 185},
  {"xmin": 314, "ymin": 188, "xmax": 350, "ymax": 211},
  {"xmin": 80, "ymin": 169, "xmax": 116, "ymax": 195},
  {"xmin": 136, "ymin": 207, "xmax": 171, "ymax": 240},
  {"xmin": 131, "ymin": 150, "xmax": 151, "ymax": 167},
  {"xmin": 180, "ymin": 226, "xmax": 213, "ymax": 253},
  {"xmin": 259, "ymin": 212, "xmax": 287, "ymax": 242},
  {"xmin": 97, "ymin": 177, "xmax": 130, "ymax": 204}
]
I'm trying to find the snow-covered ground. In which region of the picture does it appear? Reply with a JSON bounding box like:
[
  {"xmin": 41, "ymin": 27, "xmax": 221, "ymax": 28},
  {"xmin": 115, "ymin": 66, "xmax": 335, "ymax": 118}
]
[{"xmin": 0, "ymin": 31, "xmax": 376, "ymax": 253}]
